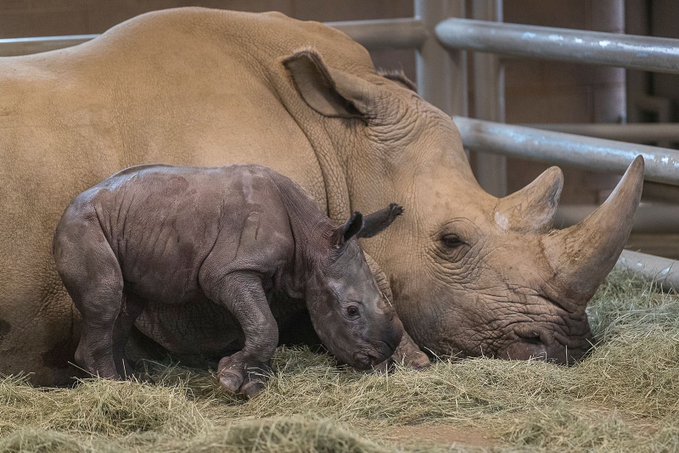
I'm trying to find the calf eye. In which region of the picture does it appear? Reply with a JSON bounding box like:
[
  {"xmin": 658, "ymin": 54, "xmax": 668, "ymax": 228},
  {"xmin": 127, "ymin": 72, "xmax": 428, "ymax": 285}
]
[{"xmin": 346, "ymin": 305, "xmax": 360, "ymax": 318}]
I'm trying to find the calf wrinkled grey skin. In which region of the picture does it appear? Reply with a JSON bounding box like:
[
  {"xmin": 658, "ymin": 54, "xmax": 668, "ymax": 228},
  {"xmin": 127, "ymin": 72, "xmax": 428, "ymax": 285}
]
[{"xmin": 53, "ymin": 164, "xmax": 403, "ymax": 397}]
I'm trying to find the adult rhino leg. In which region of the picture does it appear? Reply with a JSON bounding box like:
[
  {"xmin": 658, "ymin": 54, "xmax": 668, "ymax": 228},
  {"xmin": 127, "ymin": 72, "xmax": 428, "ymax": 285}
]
[
  {"xmin": 0, "ymin": 221, "xmax": 80, "ymax": 385},
  {"xmin": 204, "ymin": 272, "xmax": 278, "ymax": 398},
  {"xmin": 54, "ymin": 219, "xmax": 123, "ymax": 380},
  {"xmin": 0, "ymin": 289, "xmax": 80, "ymax": 386},
  {"xmin": 363, "ymin": 253, "xmax": 430, "ymax": 370}
]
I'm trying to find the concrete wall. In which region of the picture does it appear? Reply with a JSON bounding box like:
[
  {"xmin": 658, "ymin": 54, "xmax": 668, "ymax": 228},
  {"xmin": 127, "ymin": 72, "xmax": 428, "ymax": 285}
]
[
  {"xmin": 0, "ymin": 1, "xmax": 411, "ymax": 36},
  {"xmin": 638, "ymin": 0, "xmax": 679, "ymax": 123}
]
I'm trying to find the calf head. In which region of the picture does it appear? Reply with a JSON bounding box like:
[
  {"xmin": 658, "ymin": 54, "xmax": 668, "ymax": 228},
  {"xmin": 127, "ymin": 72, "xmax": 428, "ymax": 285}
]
[{"xmin": 305, "ymin": 204, "xmax": 404, "ymax": 369}]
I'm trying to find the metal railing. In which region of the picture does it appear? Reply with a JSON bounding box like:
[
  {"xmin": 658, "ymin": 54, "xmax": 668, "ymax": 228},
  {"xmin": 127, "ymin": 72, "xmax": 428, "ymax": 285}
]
[
  {"xmin": 0, "ymin": 35, "xmax": 96, "ymax": 56},
  {"xmin": 1, "ymin": 0, "xmax": 678, "ymax": 290},
  {"xmin": 329, "ymin": 18, "xmax": 428, "ymax": 50},
  {"xmin": 455, "ymin": 118, "xmax": 679, "ymax": 186},
  {"xmin": 435, "ymin": 18, "xmax": 679, "ymax": 74},
  {"xmin": 616, "ymin": 250, "xmax": 679, "ymax": 292},
  {"xmin": 556, "ymin": 204, "xmax": 679, "ymax": 235},
  {"xmin": 527, "ymin": 123, "xmax": 679, "ymax": 143}
]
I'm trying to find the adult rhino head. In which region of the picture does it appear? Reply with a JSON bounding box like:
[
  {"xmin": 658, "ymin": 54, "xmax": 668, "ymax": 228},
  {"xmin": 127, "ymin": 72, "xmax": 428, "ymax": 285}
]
[{"xmin": 282, "ymin": 50, "xmax": 643, "ymax": 364}]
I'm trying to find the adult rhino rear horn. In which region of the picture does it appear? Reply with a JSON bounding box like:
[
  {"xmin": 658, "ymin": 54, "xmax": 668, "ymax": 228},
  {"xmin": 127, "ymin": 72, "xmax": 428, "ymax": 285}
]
[
  {"xmin": 541, "ymin": 156, "xmax": 645, "ymax": 303},
  {"xmin": 495, "ymin": 166, "xmax": 564, "ymax": 233}
]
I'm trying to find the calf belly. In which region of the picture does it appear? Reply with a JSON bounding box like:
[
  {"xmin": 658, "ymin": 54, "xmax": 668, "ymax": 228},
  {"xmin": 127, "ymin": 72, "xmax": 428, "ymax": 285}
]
[{"xmin": 133, "ymin": 297, "xmax": 243, "ymax": 359}]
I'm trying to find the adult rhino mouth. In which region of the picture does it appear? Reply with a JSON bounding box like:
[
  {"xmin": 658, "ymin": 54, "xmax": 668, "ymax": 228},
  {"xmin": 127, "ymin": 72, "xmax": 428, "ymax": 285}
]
[
  {"xmin": 504, "ymin": 339, "xmax": 593, "ymax": 365},
  {"xmin": 504, "ymin": 323, "xmax": 594, "ymax": 365}
]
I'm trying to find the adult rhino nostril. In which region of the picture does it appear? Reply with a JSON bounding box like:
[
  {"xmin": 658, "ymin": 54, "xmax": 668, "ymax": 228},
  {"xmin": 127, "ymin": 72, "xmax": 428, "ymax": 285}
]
[
  {"xmin": 514, "ymin": 325, "xmax": 553, "ymax": 347},
  {"xmin": 516, "ymin": 333, "xmax": 543, "ymax": 346},
  {"xmin": 504, "ymin": 327, "xmax": 551, "ymax": 361},
  {"xmin": 505, "ymin": 340, "xmax": 548, "ymax": 361}
]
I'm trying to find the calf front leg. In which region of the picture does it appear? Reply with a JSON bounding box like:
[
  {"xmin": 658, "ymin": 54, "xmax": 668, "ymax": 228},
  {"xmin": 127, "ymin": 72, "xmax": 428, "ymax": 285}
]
[
  {"xmin": 112, "ymin": 292, "xmax": 146, "ymax": 379},
  {"xmin": 391, "ymin": 331, "xmax": 431, "ymax": 369},
  {"xmin": 206, "ymin": 272, "xmax": 278, "ymax": 398}
]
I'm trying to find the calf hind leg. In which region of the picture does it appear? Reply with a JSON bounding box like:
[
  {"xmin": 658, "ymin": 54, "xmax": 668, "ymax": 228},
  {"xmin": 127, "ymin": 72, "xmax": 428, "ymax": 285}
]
[{"xmin": 54, "ymin": 219, "xmax": 124, "ymax": 380}]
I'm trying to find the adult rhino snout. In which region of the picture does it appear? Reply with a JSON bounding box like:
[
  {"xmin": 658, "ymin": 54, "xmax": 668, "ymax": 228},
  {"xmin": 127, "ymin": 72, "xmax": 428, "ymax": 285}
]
[{"xmin": 503, "ymin": 324, "xmax": 593, "ymax": 365}]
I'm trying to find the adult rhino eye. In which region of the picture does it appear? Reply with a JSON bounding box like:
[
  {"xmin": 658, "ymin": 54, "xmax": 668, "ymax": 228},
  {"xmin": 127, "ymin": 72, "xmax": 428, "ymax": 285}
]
[
  {"xmin": 346, "ymin": 305, "xmax": 360, "ymax": 319},
  {"xmin": 439, "ymin": 233, "xmax": 469, "ymax": 262},
  {"xmin": 441, "ymin": 234, "xmax": 465, "ymax": 249}
]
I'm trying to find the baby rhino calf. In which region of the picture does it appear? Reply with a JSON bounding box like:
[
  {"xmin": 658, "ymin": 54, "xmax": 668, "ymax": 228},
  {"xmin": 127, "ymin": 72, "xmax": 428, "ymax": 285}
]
[{"xmin": 53, "ymin": 164, "xmax": 403, "ymax": 397}]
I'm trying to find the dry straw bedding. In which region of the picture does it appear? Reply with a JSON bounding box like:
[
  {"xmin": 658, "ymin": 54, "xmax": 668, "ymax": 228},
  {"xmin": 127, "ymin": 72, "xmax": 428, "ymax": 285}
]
[{"xmin": 1, "ymin": 271, "xmax": 678, "ymax": 452}]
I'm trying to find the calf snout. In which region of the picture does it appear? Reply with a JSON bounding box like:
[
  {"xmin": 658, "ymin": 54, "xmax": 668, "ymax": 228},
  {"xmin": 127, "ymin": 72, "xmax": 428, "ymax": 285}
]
[
  {"xmin": 384, "ymin": 315, "xmax": 404, "ymax": 354},
  {"xmin": 363, "ymin": 315, "xmax": 404, "ymax": 367}
]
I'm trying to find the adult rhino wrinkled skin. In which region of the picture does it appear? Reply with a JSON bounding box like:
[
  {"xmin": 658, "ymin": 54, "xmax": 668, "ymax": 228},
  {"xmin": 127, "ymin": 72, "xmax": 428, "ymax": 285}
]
[{"xmin": 0, "ymin": 8, "xmax": 643, "ymax": 385}]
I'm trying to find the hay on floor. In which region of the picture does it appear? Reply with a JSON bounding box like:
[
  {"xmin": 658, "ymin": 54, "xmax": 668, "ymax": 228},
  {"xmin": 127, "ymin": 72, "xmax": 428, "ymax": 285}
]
[{"xmin": 0, "ymin": 270, "xmax": 677, "ymax": 452}]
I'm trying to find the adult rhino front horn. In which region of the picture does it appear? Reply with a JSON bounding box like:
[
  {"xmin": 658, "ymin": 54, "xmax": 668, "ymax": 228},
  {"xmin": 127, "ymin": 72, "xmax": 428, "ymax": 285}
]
[{"xmin": 0, "ymin": 8, "xmax": 643, "ymax": 384}]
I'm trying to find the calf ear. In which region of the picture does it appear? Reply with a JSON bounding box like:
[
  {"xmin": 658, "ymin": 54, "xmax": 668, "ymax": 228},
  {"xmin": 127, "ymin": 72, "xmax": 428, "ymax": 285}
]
[
  {"xmin": 283, "ymin": 50, "xmax": 372, "ymax": 119},
  {"xmin": 358, "ymin": 203, "xmax": 404, "ymax": 238},
  {"xmin": 332, "ymin": 212, "xmax": 364, "ymax": 247}
]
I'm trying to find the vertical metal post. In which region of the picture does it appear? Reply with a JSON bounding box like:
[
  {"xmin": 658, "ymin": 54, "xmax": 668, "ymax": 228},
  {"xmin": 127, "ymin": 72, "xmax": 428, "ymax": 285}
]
[
  {"xmin": 415, "ymin": 0, "xmax": 467, "ymax": 117},
  {"xmin": 624, "ymin": 0, "xmax": 650, "ymax": 123},
  {"xmin": 471, "ymin": 0, "xmax": 507, "ymax": 196}
]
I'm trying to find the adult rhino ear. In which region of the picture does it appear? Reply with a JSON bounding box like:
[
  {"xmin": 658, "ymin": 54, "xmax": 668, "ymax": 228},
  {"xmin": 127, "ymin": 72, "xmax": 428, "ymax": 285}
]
[
  {"xmin": 378, "ymin": 68, "xmax": 417, "ymax": 92},
  {"xmin": 283, "ymin": 50, "xmax": 373, "ymax": 119},
  {"xmin": 358, "ymin": 203, "xmax": 404, "ymax": 238},
  {"xmin": 332, "ymin": 212, "xmax": 364, "ymax": 247}
]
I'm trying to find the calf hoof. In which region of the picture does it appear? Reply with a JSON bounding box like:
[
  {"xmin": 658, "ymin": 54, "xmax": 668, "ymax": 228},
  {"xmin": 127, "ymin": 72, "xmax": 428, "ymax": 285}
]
[
  {"xmin": 219, "ymin": 369, "xmax": 245, "ymax": 394},
  {"xmin": 391, "ymin": 333, "xmax": 432, "ymax": 370},
  {"xmin": 405, "ymin": 351, "xmax": 432, "ymax": 370},
  {"xmin": 392, "ymin": 348, "xmax": 431, "ymax": 370},
  {"xmin": 241, "ymin": 379, "xmax": 267, "ymax": 398},
  {"xmin": 217, "ymin": 354, "xmax": 271, "ymax": 398},
  {"xmin": 374, "ymin": 350, "xmax": 431, "ymax": 372}
]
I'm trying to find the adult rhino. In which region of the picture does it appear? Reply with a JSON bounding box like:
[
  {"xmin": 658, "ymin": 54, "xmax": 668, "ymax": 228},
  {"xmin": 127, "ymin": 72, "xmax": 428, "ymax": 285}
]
[{"xmin": 0, "ymin": 7, "xmax": 642, "ymax": 385}]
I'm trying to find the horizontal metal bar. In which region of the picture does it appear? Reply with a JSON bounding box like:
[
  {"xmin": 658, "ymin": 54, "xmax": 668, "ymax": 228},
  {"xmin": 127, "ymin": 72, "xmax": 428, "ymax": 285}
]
[
  {"xmin": 0, "ymin": 35, "xmax": 97, "ymax": 56},
  {"xmin": 526, "ymin": 123, "xmax": 679, "ymax": 143},
  {"xmin": 616, "ymin": 250, "xmax": 679, "ymax": 292},
  {"xmin": 456, "ymin": 117, "xmax": 679, "ymax": 186},
  {"xmin": 0, "ymin": 18, "xmax": 426, "ymax": 56},
  {"xmin": 436, "ymin": 18, "xmax": 679, "ymax": 74},
  {"xmin": 643, "ymin": 182, "xmax": 679, "ymax": 204},
  {"xmin": 556, "ymin": 204, "xmax": 679, "ymax": 234},
  {"xmin": 329, "ymin": 18, "xmax": 428, "ymax": 49}
]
